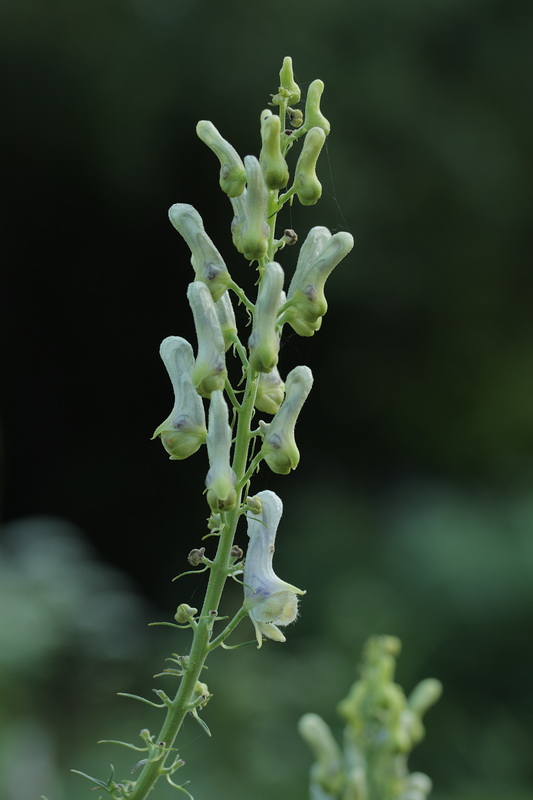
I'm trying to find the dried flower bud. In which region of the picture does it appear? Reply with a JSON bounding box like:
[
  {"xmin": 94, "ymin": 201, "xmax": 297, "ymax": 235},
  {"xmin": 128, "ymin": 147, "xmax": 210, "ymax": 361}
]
[
  {"xmin": 152, "ymin": 336, "xmax": 207, "ymax": 460},
  {"xmin": 243, "ymin": 490, "xmax": 305, "ymax": 647},
  {"xmin": 187, "ymin": 282, "xmax": 227, "ymax": 397},
  {"xmin": 293, "ymin": 127, "xmax": 326, "ymax": 206},
  {"xmin": 230, "ymin": 156, "xmax": 270, "ymax": 262},
  {"xmin": 255, "ymin": 366, "xmax": 285, "ymax": 415},
  {"xmin": 188, "ymin": 547, "xmax": 206, "ymax": 566},
  {"xmin": 205, "ymin": 389, "xmax": 237, "ymax": 512},
  {"xmin": 196, "ymin": 120, "xmax": 247, "ymax": 198},
  {"xmin": 280, "ymin": 229, "xmax": 354, "ymax": 336},
  {"xmin": 259, "ymin": 109, "xmax": 289, "ymax": 190},
  {"xmin": 248, "ymin": 261, "xmax": 284, "ymax": 373},
  {"xmin": 260, "ymin": 365, "xmax": 313, "ymax": 474},
  {"xmin": 303, "ymin": 79, "xmax": 330, "ymax": 136},
  {"xmin": 230, "ymin": 545, "xmax": 244, "ymax": 560},
  {"xmin": 168, "ymin": 203, "xmax": 231, "ymax": 301}
]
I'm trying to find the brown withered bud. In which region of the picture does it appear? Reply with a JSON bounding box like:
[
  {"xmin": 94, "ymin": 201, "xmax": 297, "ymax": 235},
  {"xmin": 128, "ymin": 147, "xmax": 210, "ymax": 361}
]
[
  {"xmin": 188, "ymin": 547, "xmax": 206, "ymax": 566},
  {"xmin": 230, "ymin": 545, "xmax": 244, "ymax": 560}
]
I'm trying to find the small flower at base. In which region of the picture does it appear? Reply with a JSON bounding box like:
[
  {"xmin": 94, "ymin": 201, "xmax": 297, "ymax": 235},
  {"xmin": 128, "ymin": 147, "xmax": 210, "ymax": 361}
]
[
  {"xmin": 259, "ymin": 110, "xmax": 289, "ymax": 190},
  {"xmin": 196, "ymin": 120, "xmax": 247, "ymax": 198},
  {"xmin": 293, "ymin": 127, "xmax": 326, "ymax": 206},
  {"xmin": 187, "ymin": 282, "xmax": 227, "ymax": 397},
  {"xmin": 260, "ymin": 365, "xmax": 313, "ymax": 474},
  {"xmin": 168, "ymin": 204, "xmax": 231, "ymax": 302},
  {"xmin": 302, "ymin": 79, "xmax": 330, "ymax": 136},
  {"xmin": 248, "ymin": 261, "xmax": 285, "ymax": 373},
  {"xmin": 243, "ymin": 490, "xmax": 305, "ymax": 647},
  {"xmin": 151, "ymin": 337, "xmax": 207, "ymax": 460},
  {"xmin": 205, "ymin": 390, "xmax": 236, "ymax": 512},
  {"xmin": 255, "ymin": 366, "xmax": 285, "ymax": 414}
]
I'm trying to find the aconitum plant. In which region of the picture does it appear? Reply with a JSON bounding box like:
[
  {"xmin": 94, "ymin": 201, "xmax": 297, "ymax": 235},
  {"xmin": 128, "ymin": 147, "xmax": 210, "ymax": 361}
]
[{"xmin": 72, "ymin": 58, "xmax": 438, "ymax": 800}]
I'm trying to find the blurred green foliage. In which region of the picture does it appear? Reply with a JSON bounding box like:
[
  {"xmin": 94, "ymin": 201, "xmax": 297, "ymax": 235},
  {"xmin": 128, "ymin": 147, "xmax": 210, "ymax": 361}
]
[{"xmin": 2, "ymin": 0, "xmax": 533, "ymax": 798}]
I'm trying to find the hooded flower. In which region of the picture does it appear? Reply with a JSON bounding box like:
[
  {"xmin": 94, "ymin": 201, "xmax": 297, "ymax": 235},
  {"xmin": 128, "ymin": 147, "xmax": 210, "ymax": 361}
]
[{"xmin": 243, "ymin": 490, "xmax": 305, "ymax": 647}]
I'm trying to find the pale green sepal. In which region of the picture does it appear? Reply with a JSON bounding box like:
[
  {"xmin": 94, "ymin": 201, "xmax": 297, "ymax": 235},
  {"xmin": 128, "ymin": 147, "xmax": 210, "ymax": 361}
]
[
  {"xmin": 205, "ymin": 389, "xmax": 237, "ymax": 512},
  {"xmin": 230, "ymin": 156, "xmax": 270, "ymax": 261},
  {"xmin": 271, "ymin": 56, "xmax": 301, "ymax": 106},
  {"xmin": 280, "ymin": 231, "xmax": 354, "ymax": 336},
  {"xmin": 168, "ymin": 203, "xmax": 231, "ymax": 301},
  {"xmin": 215, "ymin": 290, "xmax": 237, "ymax": 351},
  {"xmin": 152, "ymin": 336, "xmax": 207, "ymax": 460},
  {"xmin": 243, "ymin": 490, "xmax": 305, "ymax": 647},
  {"xmin": 255, "ymin": 366, "xmax": 285, "ymax": 414},
  {"xmin": 248, "ymin": 261, "xmax": 284, "ymax": 373},
  {"xmin": 293, "ymin": 127, "xmax": 326, "ymax": 206},
  {"xmin": 303, "ymin": 79, "xmax": 330, "ymax": 136},
  {"xmin": 260, "ymin": 365, "xmax": 313, "ymax": 474},
  {"xmin": 187, "ymin": 281, "xmax": 227, "ymax": 397},
  {"xmin": 196, "ymin": 119, "xmax": 247, "ymax": 197},
  {"xmin": 259, "ymin": 110, "xmax": 289, "ymax": 190}
]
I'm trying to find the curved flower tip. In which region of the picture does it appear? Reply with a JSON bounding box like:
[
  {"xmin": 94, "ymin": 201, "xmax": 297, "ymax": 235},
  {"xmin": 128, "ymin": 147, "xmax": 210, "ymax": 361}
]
[{"xmin": 243, "ymin": 490, "xmax": 305, "ymax": 647}]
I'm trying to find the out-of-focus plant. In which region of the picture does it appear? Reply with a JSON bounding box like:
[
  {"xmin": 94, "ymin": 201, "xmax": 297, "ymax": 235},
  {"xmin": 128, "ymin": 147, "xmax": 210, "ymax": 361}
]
[{"xmin": 300, "ymin": 636, "xmax": 442, "ymax": 800}]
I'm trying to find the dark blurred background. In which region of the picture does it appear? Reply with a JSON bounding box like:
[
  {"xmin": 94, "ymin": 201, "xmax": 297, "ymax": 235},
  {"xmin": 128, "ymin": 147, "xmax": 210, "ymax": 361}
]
[{"xmin": 1, "ymin": 1, "xmax": 532, "ymax": 798}]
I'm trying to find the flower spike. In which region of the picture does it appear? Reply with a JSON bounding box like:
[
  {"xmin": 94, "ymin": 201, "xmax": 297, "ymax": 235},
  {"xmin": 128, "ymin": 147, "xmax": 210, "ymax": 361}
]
[{"xmin": 243, "ymin": 490, "xmax": 305, "ymax": 647}]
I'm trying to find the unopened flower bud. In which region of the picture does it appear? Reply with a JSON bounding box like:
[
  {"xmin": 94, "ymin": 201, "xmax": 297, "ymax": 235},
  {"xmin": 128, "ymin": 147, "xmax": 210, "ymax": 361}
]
[
  {"xmin": 230, "ymin": 156, "xmax": 270, "ymax": 262},
  {"xmin": 260, "ymin": 365, "xmax": 313, "ymax": 474},
  {"xmin": 196, "ymin": 120, "xmax": 246, "ymax": 198},
  {"xmin": 168, "ymin": 204, "xmax": 231, "ymax": 302},
  {"xmin": 303, "ymin": 79, "xmax": 330, "ymax": 136},
  {"xmin": 293, "ymin": 127, "xmax": 326, "ymax": 206},
  {"xmin": 230, "ymin": 544, "xmax": 244, "ymax": 560},
  {"xmin": 408, "ymin": 679, "xmax": 443, "ymax": 717},
  {"xmin": 245, "ymin": 495, "xmax": 263, "ymax": 515},
  {"xmin": 205, "ymin": 390, "xmax": 236, "ymax": 512},
  {"xmin": 244, "ymin": 490, "xmax": 305, "ymax": 647},
  {"xmin": 215, "ymin": 291, "xmax": 237, "ymax": 351},
  {"xmin": 280, "ymin": 230, "xmax": 354, "ymax": 336},
  {"xmin": 298, "ymin": 713, "xmax": 343, "ymax": 794},
  {"xmin": 255, "ymin": 366, "xmax": 285, "ymax": 414},
  {"xmin": 259, "ymin": 110, "xmax": 289, "ymax": 190},
  {"xmin": 287, "ymin": 107, "xmax": 304, "ymax": 128},
  {"xmin": 187, "ymin": 547, "xmax": 206, "ymax": 566},
  {"xmin": 248, "ymin": 262, "xmax": 284, "ymax": 373},
  {"xmin": 174, "ymin": 603, "xmax": 198, "ymax": 624},
  {"xmin": 187, "ymin": 282, "xmax": 227, "ymax": 397},
  {"xmin": 152, "ymin": 337, "xmax": 207, "ymax": 460},
  {"xmin": 271, "ymin": 56, "xmax": 301, "ymax": 106}
]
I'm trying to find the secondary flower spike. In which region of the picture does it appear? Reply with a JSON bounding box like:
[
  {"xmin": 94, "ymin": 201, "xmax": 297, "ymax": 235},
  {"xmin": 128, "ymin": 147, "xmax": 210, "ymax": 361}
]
[
  {"xmin": 205, "ymin": 389, "xmax": 236, "ymax": 512},
  {"xmin": 168, "ymin": 203, "xmax": 231, "ymax": 302},
  {"xmin": 244, "ymin": 490, "xmax": 305, "ymax": 647},
  {"xmin": 151, "ymin": 336, "xmax": 207, "ymax": 460},
  {"xmin": 187, "ymin": 281, "xmax": 228, "ymax": 397},
  {"xmin": 260, "ymin": 365, "xmax": 314, "ymax": 474}
]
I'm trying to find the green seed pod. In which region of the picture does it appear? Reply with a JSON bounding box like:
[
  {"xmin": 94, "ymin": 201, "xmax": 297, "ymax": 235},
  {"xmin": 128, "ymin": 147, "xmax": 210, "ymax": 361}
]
[
  {"xmin": 259, "ymin": 110, "xmax": 289, "ymax": 190},
  {"xmin": 187, "ymin": 281, "xmax": 227, "ymax": 397},
  {"xmin": 303, "ymin": 79, "xmax": 330, "ymax": 136},
  {"xmin": 168, "ymin": 203, "xmax": 231, "ymax": 302},
  {"xmin": 230, "ymin": 156, "xmax": 270, "ymax": 262},
  {"xmin": 248, "ymin": 261, "xmax": 284, "ymax": 373},
  {"xmin": 255, "ymin": 366, "xmax": 285, "ymax": 415},
  {"xmin": 205, "ymin": 389, "xmax": 236, "ymax": 512},
  {"xmin": 196, "ymin": 120, "xmax": 247, "ymax": 198},
  {"xmin": 151, "ymin": 336, "xmax": 207, "ymax": 460},
  {"xmin": 215, "ymin": 291, "xmax": 237, "ymax": 351},
  {"xmin": 280, "ymin": 230, "xmax": 354, "ymax": 336},
  {"xmin": 293, "ymin": 127, "xmax": 326, "ymax": 206},
  {"xmin": 260, "ymin": 365, "xmax": 313, "ymax": 474}
]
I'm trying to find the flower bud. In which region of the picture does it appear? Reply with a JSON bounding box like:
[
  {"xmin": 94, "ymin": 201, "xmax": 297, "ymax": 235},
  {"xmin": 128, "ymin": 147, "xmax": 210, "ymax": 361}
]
[
  {"xmin": 151, "ymin": 336, "xmax": 207, "ymax": 460},
  {"xmin": 271, "ymin": 56, "xmax": 301, "ymax": 106},
  {"xmin": 244, "ymin": 490, "xmax": 305, "ymax": 647},
  {"xmin": 259, "ymin": 110, "xmax": 289, "ymax": 190},
  {"xmin": 230, "ymin": 156, "xmax": 270, "ymax": 262},
  {"xmin": 260, "ymin": 365, "xmax": 313, "ymax": 474},
  {"xmin": 205, "ymin": 390, "xmax": 236, "ymax": 512},
  {"xmin": 298, "ymin": 713, "xmax": 343, "ymax": 794},
  {"xmin": 280, "ymin": 230, "xmax": 354, "ymax": 336},
  {"xmin": 174, "ymin": 603, "xmax": 198, "ymax": 624},
  {"xmin": 196, "ymin": 120, "xmax": 246, "ymax": 198},
  {"xmin": 248, "ymin": 261, "xmax": 284, "ymax": 373},
  {"xmin": 255, "ymin": 366, "xmax": 285, "ymax": 415},
  {"xmin": 168, "ymin": 203, "xmax": 231, "ymax": 302},
  {"xmin": 215, "ymin": 291, "xmax": 237, "ymax": 351},
  {"xmin": 303, "ymin": 79, "xmax": 330, "ymax": 136},
  {"xmin": 187, "ymin": 282, "xmax": 227, "ymax": 397},
  {"xmin": 293, "ymin": 127, "xmax": 326, "ymax": 206}
]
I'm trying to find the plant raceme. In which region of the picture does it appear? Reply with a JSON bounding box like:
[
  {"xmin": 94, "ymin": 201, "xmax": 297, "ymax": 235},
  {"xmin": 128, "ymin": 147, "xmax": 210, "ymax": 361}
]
[{"xmin": 74, "ymin": 57, "xmax": 353, "ymax": 800}]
